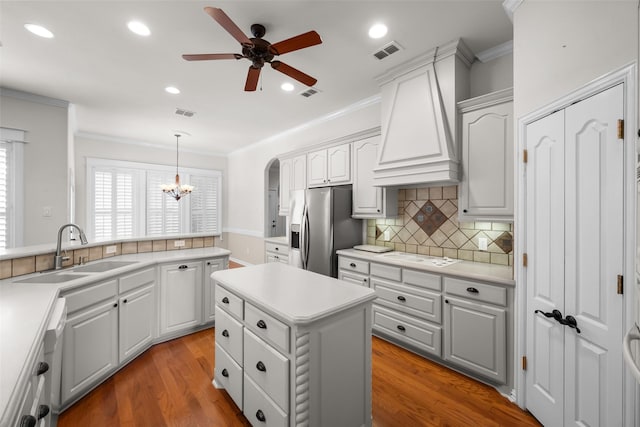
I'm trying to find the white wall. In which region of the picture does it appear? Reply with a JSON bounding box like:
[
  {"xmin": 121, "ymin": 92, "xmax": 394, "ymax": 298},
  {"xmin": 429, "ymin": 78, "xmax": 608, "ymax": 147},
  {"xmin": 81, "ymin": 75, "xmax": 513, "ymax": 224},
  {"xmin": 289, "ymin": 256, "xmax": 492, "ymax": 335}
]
[
  {"xmin": 0, "ymin": 90, "xmax": 69, "ymax": 246},
  {"xmin": 74, "ymin": 134, "xmax": 228, "ymax": 234},
  {"xmin": 470, "ymin": 53, "xmax": 513, "ymax": 98},
  {"xmin": 514, "ymin": 1, "xmax": 637, "ymax": 119}
]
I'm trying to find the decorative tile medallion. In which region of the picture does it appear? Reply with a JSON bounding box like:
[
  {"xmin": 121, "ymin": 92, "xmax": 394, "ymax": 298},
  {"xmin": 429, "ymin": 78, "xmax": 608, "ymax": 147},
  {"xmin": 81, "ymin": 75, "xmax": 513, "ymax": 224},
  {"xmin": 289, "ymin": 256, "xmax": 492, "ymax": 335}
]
[
  {"xmin": 495, "ymin": 231, "xmax": 513, "ymax": 254},
  {"xmin": 412, "ymin": 201, "xmax": 447, "ymax": 236}
]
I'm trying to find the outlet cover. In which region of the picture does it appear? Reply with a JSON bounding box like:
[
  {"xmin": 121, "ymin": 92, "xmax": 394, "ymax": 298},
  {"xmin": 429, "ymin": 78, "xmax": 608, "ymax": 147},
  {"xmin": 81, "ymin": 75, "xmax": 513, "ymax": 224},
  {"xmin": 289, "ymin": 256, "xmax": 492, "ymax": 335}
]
[
  {"xmin": 105, "ymin": 245, "xmax": 117, "ymax": 254},
  {"xmin": 478, "ymin": 237, "xmax": 488, "ymax": 251},
  {"xmin": 174, "ymin": 240, "xmax": 185, "ymax": 248}
]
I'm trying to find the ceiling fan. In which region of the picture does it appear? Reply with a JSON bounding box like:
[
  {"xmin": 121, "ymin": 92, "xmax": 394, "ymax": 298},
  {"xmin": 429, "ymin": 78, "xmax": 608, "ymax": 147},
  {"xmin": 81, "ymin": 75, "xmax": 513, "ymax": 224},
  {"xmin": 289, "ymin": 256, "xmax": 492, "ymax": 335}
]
[{"xmin": 182, "ymin": 7, "xmax": 322, "ymax": 92}]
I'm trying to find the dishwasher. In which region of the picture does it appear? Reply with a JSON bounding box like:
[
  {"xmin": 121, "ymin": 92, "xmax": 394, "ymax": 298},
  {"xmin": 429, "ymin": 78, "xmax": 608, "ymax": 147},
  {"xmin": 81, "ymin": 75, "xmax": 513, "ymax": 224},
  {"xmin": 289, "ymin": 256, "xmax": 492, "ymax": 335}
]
[{"xmin": 44, "ymin": 297, "xmax": 66, "ymax": 427}]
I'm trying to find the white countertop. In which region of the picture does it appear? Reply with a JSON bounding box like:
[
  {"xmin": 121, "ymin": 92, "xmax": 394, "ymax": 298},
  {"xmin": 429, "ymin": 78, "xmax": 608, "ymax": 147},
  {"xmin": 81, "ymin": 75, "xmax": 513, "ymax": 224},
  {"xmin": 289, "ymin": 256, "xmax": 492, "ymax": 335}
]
[
  {"xmin": 0, "ymin": 246, "xmax": 230, "ymax": 426},
  {"xmin": 212, "ymin": 263, "xmax": 377, "ymax": 324},
  {"xmin": 336, "ymin": 249, "xmax": 515, "ymax": 286}
]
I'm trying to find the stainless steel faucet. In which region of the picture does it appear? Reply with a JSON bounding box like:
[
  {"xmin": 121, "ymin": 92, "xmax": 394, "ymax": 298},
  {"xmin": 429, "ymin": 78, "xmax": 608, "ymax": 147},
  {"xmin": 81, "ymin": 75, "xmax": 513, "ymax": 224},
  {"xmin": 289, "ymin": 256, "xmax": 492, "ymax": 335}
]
[{"xmin": 55, "ymin": 223, "xmax": 88, "ymax": 270}]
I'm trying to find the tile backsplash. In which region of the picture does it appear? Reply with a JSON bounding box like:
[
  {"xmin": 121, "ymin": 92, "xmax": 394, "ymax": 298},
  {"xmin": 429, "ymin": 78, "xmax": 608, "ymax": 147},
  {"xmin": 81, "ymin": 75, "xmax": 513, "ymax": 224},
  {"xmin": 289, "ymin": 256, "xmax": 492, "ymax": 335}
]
[{"xmin": 366, "ymin": 186, "xmax": 513, "ymax": 266}]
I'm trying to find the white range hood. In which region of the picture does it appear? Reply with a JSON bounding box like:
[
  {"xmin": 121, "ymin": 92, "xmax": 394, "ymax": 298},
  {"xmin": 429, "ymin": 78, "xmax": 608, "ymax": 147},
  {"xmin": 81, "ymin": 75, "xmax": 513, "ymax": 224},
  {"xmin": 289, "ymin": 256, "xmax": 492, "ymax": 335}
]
[{"xmin": 373, "ymin": 39, "xmax": 473, "ymax": 187}]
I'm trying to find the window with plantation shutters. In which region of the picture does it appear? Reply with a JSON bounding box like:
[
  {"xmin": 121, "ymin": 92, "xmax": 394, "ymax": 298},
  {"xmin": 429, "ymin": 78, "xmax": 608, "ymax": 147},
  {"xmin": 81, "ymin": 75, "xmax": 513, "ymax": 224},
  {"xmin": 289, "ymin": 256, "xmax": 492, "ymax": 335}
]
[
  {"xmin": 0, "ymin": 144, "xmax": 9, "ymax": 249},
  {"xmin": 87, "ymin": 158, "xmax": 221, "ymax": 241},
  {"xmin": 0, "ymin": 128, "xmax": 25, "ymax": 249}
]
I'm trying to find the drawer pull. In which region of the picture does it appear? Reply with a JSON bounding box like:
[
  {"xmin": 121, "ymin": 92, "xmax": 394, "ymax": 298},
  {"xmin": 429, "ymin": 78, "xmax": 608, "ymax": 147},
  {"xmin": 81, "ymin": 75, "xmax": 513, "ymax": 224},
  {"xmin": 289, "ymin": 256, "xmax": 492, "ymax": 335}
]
[
  {"xmin": 37, "ymin": 405, "xmax": 50, "ymax": 420},
  {"xmin": 222, "ymin": 297, "xmax": 229, "ymax": 304},
  {"xmin": 257, "ymin": 319, "xmax": 267, "ymax": 329},
  {"xmin": 397, "ymin": 325, "xmax": 406, "ymax": 332},
  {"xmin": 256, "ymin": 361, "xmax": 267, "ymax": 372},
  {"xmin": 221, "ymin": 329, "xmax": 229, "ymax": 338},
  {"xmin": 275, "ymin": 247, "xmax": 279, "ymax": 251},
  {"xmin": 113, "ymin": 303, "xmax": 118, "ymax": 308},
  {"xmin": 36, "ymin": 361, "xmax": 49, "ymax": 376},
  {"xmin": 256, "ymin": 409, "xmax": 266, "ymax": 422},
  {"xmin": 350, "ymin": 262, "xmax": 356, "ymax": 268},
  {"xmin": 19, "ymin": 415, "xmax": 36, "ymax": 427},
  {"xmin": 221, "ymin": 368, "xmax": 229, "ymax": 378},
  {"xmin": 466, "ymin": 287, "xmax": 479, "ymax": 294},
  {"xmin": 397, "ymin": 295, "xmax": 406, "ymax": 302},
  {"xmin": 178, "ymin": 264, "xmax": 188, "ymax": 270},
  {"xmin": 123, "ymin": 299, "xmax": 128, "ymax": 303}
]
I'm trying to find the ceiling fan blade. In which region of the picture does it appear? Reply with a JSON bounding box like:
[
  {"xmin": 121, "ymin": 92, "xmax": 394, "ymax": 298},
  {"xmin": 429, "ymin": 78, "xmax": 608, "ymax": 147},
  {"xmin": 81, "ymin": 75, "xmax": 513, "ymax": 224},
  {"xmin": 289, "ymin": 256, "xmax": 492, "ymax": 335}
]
[
  {"xmin": 204, "ymin": 7, "xmax": 253, "ymax": 46},
  {"xmin": 270, "ymin": 61, "xmax": 317, "ymax": 87},
  {"xmin": 182, "ymin": 53, "xmax": 243, "ymax": 61},
  {"xmin": 269, "ymin": 31, "xmax": 322, "ymax": 55},
  {"xmin": 245, "ymin": 66, "xmax": 261, "ymax": 91}
]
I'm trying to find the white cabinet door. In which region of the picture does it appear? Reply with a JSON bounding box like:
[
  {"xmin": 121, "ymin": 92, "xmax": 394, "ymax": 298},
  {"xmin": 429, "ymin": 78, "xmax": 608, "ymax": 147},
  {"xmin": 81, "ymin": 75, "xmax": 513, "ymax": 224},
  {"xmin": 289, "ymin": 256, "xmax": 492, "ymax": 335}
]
[
  {"xmin": 458, "ymin": 90, "xmax": 513, "ymax": 221},
  {"xmin": 61, "ymin": 299, "xmax": 118, "ymax": 404},
  {"xmin": 278, "ymin": 158, "xmax": 292, "ymax": 216},
  {"xmin": 352, "ymin": 136, "xmax": 397, "ymax": 218},
  {"xmin": 159, "ymin": 261, "xmax": 203, "ymax": 336},
  {"xmin": 119, "ymin": 284, "xmax": 154, "ymax": 362},
  {"xmin": 307, "ymin": 149, "xmax": 328, "ymax": 186},
  {"xmin": 204, "ymin": 258, "xmax": 226, "ymax": 323},
  {"xmin": 443, "ymin": 296, "xmax": 506, "ymax": 384},
  {"xmin": 326, "ymin": 143, "xmax": 350, "ymax": 184},
  {"xmin": 291, "ymin": 154, "xmax": 306, "ymax": 191}
]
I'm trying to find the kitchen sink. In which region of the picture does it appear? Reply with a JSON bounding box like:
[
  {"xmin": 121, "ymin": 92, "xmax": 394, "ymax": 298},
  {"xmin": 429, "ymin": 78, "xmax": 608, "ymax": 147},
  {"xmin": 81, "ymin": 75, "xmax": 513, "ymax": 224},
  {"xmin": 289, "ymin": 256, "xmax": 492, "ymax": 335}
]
[
  {"xmin": 71, "ymin": 260, "xmax": 138, "ymax": 272},
  {"xmin": 15, "ymin": 273, "xmax": 89, "ymax": 283}
]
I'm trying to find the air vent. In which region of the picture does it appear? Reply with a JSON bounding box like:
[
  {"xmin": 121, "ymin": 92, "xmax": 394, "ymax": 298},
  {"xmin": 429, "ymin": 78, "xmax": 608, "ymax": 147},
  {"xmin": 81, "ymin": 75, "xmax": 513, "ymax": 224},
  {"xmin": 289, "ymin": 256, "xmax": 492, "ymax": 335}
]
[
  {"xmin": 299, "ymin": 87, "xmax": 321, "ymax": 98},
  {"xmin": 373, "ymin": 41, "xmax": 403, "ymax": 60},
  {"xmin": 175, "ymin": 108, "xmax": 196, "ymax": 117}
]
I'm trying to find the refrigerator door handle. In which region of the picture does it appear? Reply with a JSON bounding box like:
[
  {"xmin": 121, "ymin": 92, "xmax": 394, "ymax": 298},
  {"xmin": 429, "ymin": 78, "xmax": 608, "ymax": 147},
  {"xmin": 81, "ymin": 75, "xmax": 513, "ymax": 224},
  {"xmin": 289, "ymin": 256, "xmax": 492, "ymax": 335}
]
[
  {"xmin": 300, "ymin": 204, "xmax": 307, "ymax": 269},
  {"xmin": 302, "ymin": 204, "xmax": 310, "ymax": 269}
]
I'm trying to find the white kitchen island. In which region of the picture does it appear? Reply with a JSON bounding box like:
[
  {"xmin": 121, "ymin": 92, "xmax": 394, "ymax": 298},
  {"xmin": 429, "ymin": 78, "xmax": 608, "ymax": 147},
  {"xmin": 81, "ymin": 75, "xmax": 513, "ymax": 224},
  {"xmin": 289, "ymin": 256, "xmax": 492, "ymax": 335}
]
[{"xmin": 212, "ymin": 262, "xmax": 377, "ymax": 427}]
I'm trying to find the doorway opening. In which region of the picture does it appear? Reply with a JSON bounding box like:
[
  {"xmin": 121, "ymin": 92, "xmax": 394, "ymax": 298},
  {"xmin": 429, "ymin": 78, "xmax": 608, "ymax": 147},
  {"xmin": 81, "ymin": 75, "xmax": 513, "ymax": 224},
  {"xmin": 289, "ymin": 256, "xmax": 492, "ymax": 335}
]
[{"xmin": 264, "ymin": 158, "xmax": 285, "ymax": 238}]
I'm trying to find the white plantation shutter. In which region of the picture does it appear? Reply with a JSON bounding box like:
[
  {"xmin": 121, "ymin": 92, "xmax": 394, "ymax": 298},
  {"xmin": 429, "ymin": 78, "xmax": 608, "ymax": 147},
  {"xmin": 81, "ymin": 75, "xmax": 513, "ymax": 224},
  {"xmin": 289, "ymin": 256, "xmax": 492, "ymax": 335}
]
[
  {"xmin": 91, "ymin": 167, "xmax": 138, "ymax": 241},
  {"xmin": 190, "ymin": 174, "xmax": 220, "ymax": 233},
  {"xmin": 94, "ymin": 170, "xmax": 113, "ymax": 241},
  {"xmin": 0, "ymin": 144, "xmax": 9, "ymax": 249},
  {"xmin": 146, "ymin": 170, "xmax": 181, "ymax": 235}
]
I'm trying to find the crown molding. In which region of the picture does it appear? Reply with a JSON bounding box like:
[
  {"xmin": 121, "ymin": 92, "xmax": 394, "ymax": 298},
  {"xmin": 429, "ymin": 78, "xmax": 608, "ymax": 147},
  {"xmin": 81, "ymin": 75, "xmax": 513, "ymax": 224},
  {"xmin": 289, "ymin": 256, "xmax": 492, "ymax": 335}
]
[
  {"xmin": 502, "ymin": 0, "xmax": 524, "ymax": 22},
  {"xmin": 475, "ymin": 40, "xmax": 514, "ymax": 63},
  {"xmin": 0, "ymin": 87, "xmax": 69, "ymax": 108}
]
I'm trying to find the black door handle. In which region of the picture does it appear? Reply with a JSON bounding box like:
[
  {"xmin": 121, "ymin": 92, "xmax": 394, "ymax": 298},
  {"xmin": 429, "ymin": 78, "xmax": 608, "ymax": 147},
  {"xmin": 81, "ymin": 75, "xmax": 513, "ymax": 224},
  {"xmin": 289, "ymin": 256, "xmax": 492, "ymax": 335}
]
[
  {"xmin": 559, "ymin": 315, "xmax": 581, "ymax": 334},
  {"xmin": 534, "ymin": 309, "xmax": 563, "ymax": 322}
]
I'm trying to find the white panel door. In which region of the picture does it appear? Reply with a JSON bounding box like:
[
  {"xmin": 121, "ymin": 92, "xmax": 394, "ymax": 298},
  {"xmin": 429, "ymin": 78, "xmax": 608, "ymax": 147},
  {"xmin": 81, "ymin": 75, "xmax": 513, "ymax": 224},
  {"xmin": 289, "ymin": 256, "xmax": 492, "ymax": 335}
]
[
  {"xmin": 525, "ymin": 84, "xmax": 624, "ymax": 427},
  {"xmin": 525, "ymin": 109, "xmax": 566, "ymax": 426}
]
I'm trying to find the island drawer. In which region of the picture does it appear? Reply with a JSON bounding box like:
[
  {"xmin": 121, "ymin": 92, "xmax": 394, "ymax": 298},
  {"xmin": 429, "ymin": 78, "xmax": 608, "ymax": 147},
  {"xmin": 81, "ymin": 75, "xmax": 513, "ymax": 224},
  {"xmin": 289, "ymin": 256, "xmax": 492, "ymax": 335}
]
[
  {"xmin": 245, "ymin": 303, "xmax": 290, "ymax": 354},
  {"xmin": 372, "ymin": 278, "xmax": 442, "ymax": 324},
  {"xmin": 373, "ymin": 305, "xmax": 442, "ymax": 357},
  {"xmin": 215, "ymin": 285, "xmax": 244, "ymax": 320},
  {"xmin": 215, "ymin": 307, "xmax": 244, "ymax": 365},
  {"xmin": 265, "ymin": 242, "xmax": 289, "ymax": 255},
  {"xmin": 118, "ymin": 267, "xmax": 155, "ymax": 294},
  {"xmin": 444, "ymin": 277, "xmax": 507, "ymax": 306},
  {"xmin": 403, "ymin": 269, "xmax": 442, "ymax": 291},
  {"xmin": 244, "ymin": 329, "xmax": 289, "ymax": 412},
  {"xmin": 215, "ymin": 344, "xmax": 243, "ymax": 411},
  {"xmin": 338, "ymin": 256, "xmax": 369, "ymax": 275},
  {"xmin": 244, "ymin": 374, "xmax": 288, "ymax": 427},
  {"xmin": 63, "ymin": 279, "xmax": 118, "ymax": 313},
  {"xmin": 338, "ymin": 270, "xmax": 369, "ymax": 287},
  {"xmin": 370, "ymin": 262, "xmax": 401, "ymax": 282}
]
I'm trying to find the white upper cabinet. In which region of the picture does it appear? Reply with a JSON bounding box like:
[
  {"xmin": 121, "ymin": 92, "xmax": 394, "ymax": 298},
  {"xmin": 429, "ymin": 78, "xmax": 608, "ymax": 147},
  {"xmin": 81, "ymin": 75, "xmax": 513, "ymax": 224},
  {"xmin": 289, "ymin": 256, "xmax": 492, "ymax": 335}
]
[
  {"xmin": 352, "ymin": 134, "xmax": 397, "ymax": 218},
  {"xmin": 373, "ymin": 39, "xmax": 473, "ymax": 187},
  {"xmin": 278, "ymin": 154, "xmax": 306, "ymax": 216},
  {"xmin": 457, "ymin": 88, "xmax": 514, "ymax": 222},
  {"xmin": 307, "ymin": 143, "xmax": 351, "ymax": 187}
]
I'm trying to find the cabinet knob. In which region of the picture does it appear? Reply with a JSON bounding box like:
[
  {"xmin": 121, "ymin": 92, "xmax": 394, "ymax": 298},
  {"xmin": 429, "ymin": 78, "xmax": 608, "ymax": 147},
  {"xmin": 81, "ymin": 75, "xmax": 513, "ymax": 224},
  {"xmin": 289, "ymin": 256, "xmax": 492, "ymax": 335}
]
[
  {"xmin": 377, "ymin": 209, "xmax": 381, "ymax": 213},
  {"xmin": 222, "ymin": 297, "xmax": 229, "ymax": 304},
  {"xmin": 396, "ymin": 325, "xmax": 406, "ymax": 332},
  {"xmin": 257, "ymin": 319, "xmax": 267, "ymax": 329},
  {"xmin": 275, "ymin": 247, "xmax": 279, "ymax": 251},
  {"xmin": 221, "ymin": 368, "xmax": 229, "ymax": 378},
  {"xmin": 256, "ymin": 361, "xmax": 267, "ymax": 372},
  {"xmin": 19, "ymin": 415, "xmax": 36, "ymax": 427},
  {"xmin": 178, "ymin": 264, "xmax": 188, "ymax": 270},
  {"xmin": 222, "ymin": 329, "xmax": 229, "ymax": 338},
  {"xmin": 445, "ymin": 299, "xmax": 449, "ymax": 304},
  {"xmin": 37, "ymin": 405, "xmax": 50, "ymax": 420},
  {"xmin": 113, "ymin": 303, "xmax": 118, "ymax": 308},
  {"xmin": 36, "ymin": 361, "xmax": 49, "ymax": 376},
  {"xmin": 207, "ymin": 262, "xmax": 211, "ymax": 265},
  {"xmin": 256, "ymin": 410, "xmax": 266, "ymax": 422},
  {"xmin": 466, "ymin": 287, "xmax": 479, "ymax": 294},
  {"xmin": 463, "ymin": 209, "xmax": 468, "ymax": 213},
  {"xmin": 350, "ymin": 262, "xmax": 356, "ymax": 268},
  {"xmin": 123, "ymin": 299, "xmax": 128, "ymax": 304},
  {"xmin": 397, "ymin": 295, "xmax": 406, "ymax": 302}
]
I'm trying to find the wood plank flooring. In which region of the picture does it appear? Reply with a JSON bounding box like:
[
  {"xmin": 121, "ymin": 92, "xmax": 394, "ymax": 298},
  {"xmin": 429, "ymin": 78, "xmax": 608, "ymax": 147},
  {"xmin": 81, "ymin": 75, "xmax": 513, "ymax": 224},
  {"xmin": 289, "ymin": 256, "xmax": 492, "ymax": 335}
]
[{"xmin": 58, "ymin": 329, "xmax": 541, "ymax": 427}]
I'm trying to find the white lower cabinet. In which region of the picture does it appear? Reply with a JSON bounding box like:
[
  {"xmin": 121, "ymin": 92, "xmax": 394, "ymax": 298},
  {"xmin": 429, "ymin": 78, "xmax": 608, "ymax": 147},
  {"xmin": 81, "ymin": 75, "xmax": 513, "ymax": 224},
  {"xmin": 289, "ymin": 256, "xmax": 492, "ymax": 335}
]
[
  {"xmin": 12, "ymin": 342, "xmax": 50, "ymax": 427},
  {"xmin": 203, "ymin": 258, "xmax": 227, "ymax": 323},
  {"xmin": 264, "ymin": 241, "xmax": 289, "ymax": 264},
  {"xmin": 159, "ymin": 261, "xmax": 203, "ymax": 336},
  {"xmin": 118, "ymin": 284, "xmax": 154, "ymax": 363}
]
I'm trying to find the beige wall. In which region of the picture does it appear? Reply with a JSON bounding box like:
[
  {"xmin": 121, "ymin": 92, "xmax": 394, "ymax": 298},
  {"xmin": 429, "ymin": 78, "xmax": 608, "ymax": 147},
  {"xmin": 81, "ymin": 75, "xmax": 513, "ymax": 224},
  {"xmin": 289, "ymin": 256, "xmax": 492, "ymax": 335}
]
[{"xmin": 0, "ymin": 90, "xmax": 69, "ymax": 246}]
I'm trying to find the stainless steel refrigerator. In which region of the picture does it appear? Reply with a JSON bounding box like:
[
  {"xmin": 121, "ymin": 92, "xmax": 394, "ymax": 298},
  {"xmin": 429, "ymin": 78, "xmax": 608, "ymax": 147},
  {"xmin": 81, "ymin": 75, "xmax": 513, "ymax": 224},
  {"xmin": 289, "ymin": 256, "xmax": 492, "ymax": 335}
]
[{"xmin": 289, "ymin": 186, "xmax": 362, "ymax": 277}]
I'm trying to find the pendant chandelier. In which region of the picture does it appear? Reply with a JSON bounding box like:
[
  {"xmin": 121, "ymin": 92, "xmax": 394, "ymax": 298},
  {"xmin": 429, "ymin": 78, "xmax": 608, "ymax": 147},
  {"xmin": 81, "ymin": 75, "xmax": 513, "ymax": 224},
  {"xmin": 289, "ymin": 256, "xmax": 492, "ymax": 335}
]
[{"xmin": 161, "ymin": 134, "xmax": 194, "ymax": 200}]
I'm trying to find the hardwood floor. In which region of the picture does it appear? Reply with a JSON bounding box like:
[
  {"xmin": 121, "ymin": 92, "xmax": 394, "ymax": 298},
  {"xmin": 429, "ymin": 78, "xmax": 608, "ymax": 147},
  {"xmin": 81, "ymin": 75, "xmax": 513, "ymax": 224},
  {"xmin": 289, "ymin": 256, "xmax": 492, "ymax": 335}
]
[{"xmin": 58, "ymin": 329, "xmax": 540, "ymax": 427}]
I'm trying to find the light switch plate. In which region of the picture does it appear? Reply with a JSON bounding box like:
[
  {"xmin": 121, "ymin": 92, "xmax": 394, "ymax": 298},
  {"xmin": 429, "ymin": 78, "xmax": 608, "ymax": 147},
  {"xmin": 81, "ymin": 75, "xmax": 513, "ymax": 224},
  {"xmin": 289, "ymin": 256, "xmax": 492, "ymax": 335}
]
[
  {"xmin": 174, "ymin": 240, "xmax": 185, "ymax": 248},
  {"xmin": 105, "ymin": 245, "xmax": 117, "ymax": 254}
]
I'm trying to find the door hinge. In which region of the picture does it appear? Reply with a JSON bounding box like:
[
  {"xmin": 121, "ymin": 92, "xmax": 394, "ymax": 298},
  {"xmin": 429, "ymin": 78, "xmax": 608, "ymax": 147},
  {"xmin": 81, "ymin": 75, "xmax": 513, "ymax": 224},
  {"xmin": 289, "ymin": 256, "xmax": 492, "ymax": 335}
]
[
  {"xmin": 523, "ymin": 253, "xmax": 528, "ymax": 267},
  {"xmin": 522, "ymin": 356, "xmax": 527, "ymax": 371},
  {"xmin": 617, "ymin": 275, "xmax": 624, "ymax": 294},
  {"xmin": 617, "ymin": 119, "xmax": 624, "ymax": 139},
  {"xmin": 523, "ymin": 149, "xmax": 528, "ymax": 163}
]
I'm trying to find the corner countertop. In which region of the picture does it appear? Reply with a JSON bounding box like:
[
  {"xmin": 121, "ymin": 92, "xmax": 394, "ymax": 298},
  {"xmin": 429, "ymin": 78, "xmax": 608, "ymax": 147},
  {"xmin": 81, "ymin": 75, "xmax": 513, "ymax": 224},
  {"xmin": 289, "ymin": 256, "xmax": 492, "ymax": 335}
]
[
  {"xmin": 336, "ymin": 249, "xmax": 514, "ymax": 286},
  {"xmin": 0, "ymin": 246, "xmax": 230, "ymax": 427},
  {"xmin": 212, "ymin": 263, "xmax": 376, "ymax": 325},
  {"xmin": 264, "ymin": 236, "xmax": 288, "ymax": 245}
]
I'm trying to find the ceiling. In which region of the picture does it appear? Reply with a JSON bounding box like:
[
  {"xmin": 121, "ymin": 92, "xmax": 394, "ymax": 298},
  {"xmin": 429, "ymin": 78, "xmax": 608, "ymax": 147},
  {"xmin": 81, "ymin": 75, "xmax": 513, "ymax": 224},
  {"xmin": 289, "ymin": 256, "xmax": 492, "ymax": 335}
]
[{"xmin": 0, "ymin": 1, "xmax": 513, "ymax": 155}]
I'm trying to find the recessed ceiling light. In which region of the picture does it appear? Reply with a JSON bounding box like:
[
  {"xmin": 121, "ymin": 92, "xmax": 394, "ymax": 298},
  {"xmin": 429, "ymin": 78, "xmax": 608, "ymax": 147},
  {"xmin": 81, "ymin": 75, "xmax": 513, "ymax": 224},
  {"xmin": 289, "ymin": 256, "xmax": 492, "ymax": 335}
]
[
  {"xmin": 281, "ymin": 82, "xmax": 295, "ymax": 92},
  {"xmin": 165, "ymin": 86, "xmax": 180, "ymax": 95},
  {"xmin": 368, "ymin": 23, "xmax": 388, "ymax": 39},
  {"xmin": 24, "ymin": 23, "xmax": 54, "ymax": 39},
  {"xmin": 128, "ymin": 20, "xmax": 150, "ymax": 36}
]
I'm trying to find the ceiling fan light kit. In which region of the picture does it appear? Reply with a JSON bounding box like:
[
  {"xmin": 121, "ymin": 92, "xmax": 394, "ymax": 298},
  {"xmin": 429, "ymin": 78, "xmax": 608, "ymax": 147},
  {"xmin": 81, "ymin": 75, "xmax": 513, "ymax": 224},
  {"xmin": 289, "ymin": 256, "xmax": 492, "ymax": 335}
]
[{"xmin": 182, "ymin": 7, "xmax": 322, "ymax": 92}]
